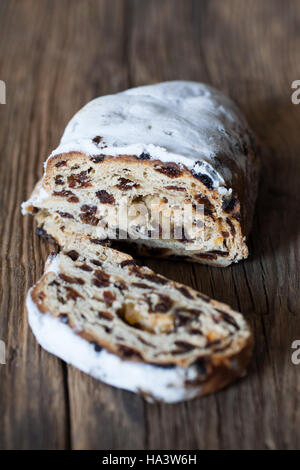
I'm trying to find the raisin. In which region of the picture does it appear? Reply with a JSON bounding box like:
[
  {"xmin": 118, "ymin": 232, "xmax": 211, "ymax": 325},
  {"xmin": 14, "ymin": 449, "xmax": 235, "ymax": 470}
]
[
  {"xmin": 90, "ymin": 156, "xmax": 105, "ymax": 163},
  {"xmin": 36, "ymin": 227, "xmax": 57, "ymax": 244},
  {"xmin": 173, "ymin": 341, "xmax": 196, "ymax": 353},
  {"xmin": 103, "ymin": 290, "xmax": 116, "ymax": 306},
  {"xmin": 57, "ymin": 211, "xmax": 74, "ymax": 219},
  {"xmin": 204, "ymin": 207, "xmax": 214, "ymax": 217},
  {"xmin": 153, "ymin": 294, "xmax": 173, "ymax": 313},
  {"xmin": 68, "ymin": 171, "xmax": 91, "ymax": 189},
  {"xmin": 66, "ymin": 250, "xmax": 79, "ymax": 261},
  {"xmin": 91, "ymin": 259, "xmax": 102, "ymax": 267},
  {"xmin": 155, "ymin": 163, "xmax": 182, "ymax": 178},
  {"xmin": 138, "ymin": 152, "xmax": 151, "ymax": 160},
  {"xmin": 147, "ymin": 273, "xmax": 168, "ymax": 285},
  {"xmin": 65, "ymin": 286, "xmax": 83, "ymax": 301},
  {"xmin": 92, "ymin": 136, "xmax": 102, "ymax": 144},
  {"xmin": 226, "ymin": 217, "xmax": 236, "ymax": 236},
  {"xmin": 79, "ymin": 205, "xmax": 98, "ymax": 225},
  {"xmin": 67, "ymin": 196, "xmax": 79, "ymax": 203},
  {"xmin": 192, "ymin": 172, "xmax": 214, "ymax": 190},
  {"xmin": 114, "ymin": 281, "xmax": 127, "ymax": 291},
  {"xmin": 59, "ymin": 273, "xmax": 85, "ymax": 285},
  {"xmin": 221, "ymin": 231, "xmax": 230, "ymax": 238},
  {"xmin": 138, "ymin": 336, "xmax": 154, "ymax": 347},
  {"xmin": 217, "ymin": 310, "xmax": 240, "ymax": 330},
  {"xmin": 79, "ymin": 212, "xmax": 99, "ymax": 226},
  {"xmin": 116, "ymin": 177, "xmax": 139, "ymax": 190},
  {"xmin": 53, "ymin": 190, "xmax": 74, "ymax": 197},
  {"xmin": 77, "ymin": 263, "xmax": 93, "ymax": 272},
  {"xmin": 165, "ymin": 185, "xmax": 186, "ymax": 191},
  {"xmin": 93, "ymin": 279, "xmax": 105, "ymax": 288},
  {"xmin": 98, "ymin": 310, "xmax": 114, "ymax": 321},
  {"xmin": 175, "ymin": 308, "xmax": 200, "ymax": 327},
  {"xmin": 81, "ymin": 204, "xmax": 97, "ymax": 213},
  {"xmin": 95, "ymin": 190, "xmax": 115, "ymax": 204},
  {"xmin": 120, "ymin": 259, "xmax": 137, "ymax": 268},
  {"xmin": 118, "ymin": 345, "xmax": 142, "ymax": 359},
  {"xmin": 132, "ymin": 282, "xmax": 151, "ymax": 289},
  {"xmin": 189, "ymin": 308, "xmax": 204, "ymax": 315},
  {"xmin": 55, "ymin": 161, "xmax": 67, "ymax": 168},
  {"xmin": 55, "ymin": 176, "xmax": 64, "ymax": 185},
  {"xmin": 189, "ymin": 328, "xmax": 203, "ymax": 335},
  {"xmin": 176, "ymin": 286, "xmax": 194, "ymax": 299},
  {"xmin": 92, "ymin": 270, "xmax": 110, "ymax": 287},
  {"xmin": 195, "ymin": 194, "xmax": 214, "ymax": 209},
  {"xmin": 130, "ymin": 266, "xmax": 167, "ymax": 284},
  {"xmin": 196, "ymin": 293, "xmax": 210, "ymax": 302},
  {"xmin": 222, "ymin": 196, "xmax": 238, "ymax": 213}
]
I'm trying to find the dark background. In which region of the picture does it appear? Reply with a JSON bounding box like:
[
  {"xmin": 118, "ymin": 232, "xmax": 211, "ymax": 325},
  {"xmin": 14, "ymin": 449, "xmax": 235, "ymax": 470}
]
[{"xmin": 1, "ymin": 0, "xmax": 300, "ymax": 450}]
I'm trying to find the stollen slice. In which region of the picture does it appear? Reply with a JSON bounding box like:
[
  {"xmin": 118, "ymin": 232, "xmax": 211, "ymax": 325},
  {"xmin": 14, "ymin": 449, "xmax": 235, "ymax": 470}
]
[{"xmin": 27, "ymin": 235, "xmax": 253, "ymax": 403}]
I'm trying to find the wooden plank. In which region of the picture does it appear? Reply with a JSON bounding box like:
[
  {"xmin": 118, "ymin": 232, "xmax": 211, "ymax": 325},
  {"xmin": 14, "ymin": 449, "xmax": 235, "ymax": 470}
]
[
  {"xmin": 0, "ymin": 0, "xmax": 69, "ymax": 450},
  {"xmin": 130, "ymin": 0, "xmax": 300, "ymax": 449}
]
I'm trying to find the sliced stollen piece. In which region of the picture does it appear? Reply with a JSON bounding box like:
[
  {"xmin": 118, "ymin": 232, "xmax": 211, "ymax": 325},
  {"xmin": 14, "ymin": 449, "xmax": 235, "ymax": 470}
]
[
  {"xmin": 22, "ymin": 81, "xmax": 260, "ymax": 267},
  {"xmin": 27, "ymin": 236, "xmax": 253, "ymax": 403}
]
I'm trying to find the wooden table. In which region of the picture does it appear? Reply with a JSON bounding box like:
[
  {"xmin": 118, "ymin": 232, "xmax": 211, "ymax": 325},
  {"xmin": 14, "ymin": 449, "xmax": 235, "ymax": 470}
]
[{"xmin": 1, "ymin": 0, "xmax": 300, "ymax": 450}]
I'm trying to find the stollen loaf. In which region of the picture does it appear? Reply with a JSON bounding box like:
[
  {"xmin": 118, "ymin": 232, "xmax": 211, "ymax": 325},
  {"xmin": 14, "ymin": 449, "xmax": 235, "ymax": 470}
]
[{"xmin": 22, "ymin": 81, "xmax": 260, "ymax": 267}]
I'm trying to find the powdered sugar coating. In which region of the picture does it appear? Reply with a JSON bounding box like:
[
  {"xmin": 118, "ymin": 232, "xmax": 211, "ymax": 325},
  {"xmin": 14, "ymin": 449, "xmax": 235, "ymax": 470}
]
[{"xmin": 49, "ymin": 81, "xmax": 251, "ymax": 191}]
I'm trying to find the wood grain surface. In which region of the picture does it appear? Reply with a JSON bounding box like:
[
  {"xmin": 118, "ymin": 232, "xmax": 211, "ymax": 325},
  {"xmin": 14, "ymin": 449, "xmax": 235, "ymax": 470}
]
[{"xmin": 1, "ymin": 0, "xmax": 300, "ymax": 450}]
